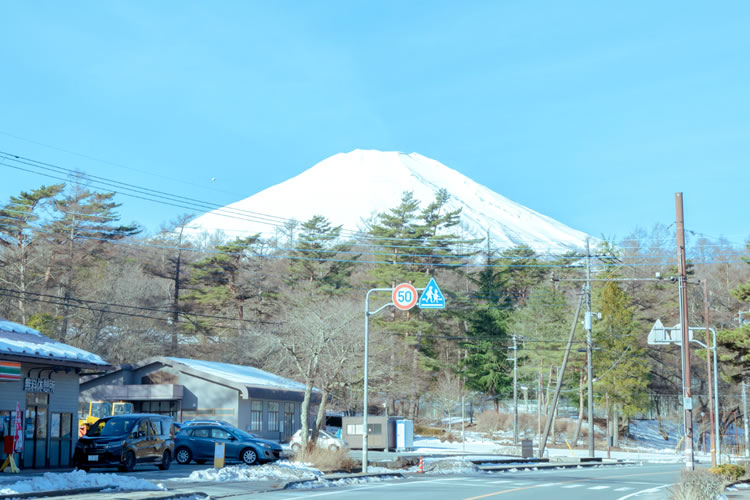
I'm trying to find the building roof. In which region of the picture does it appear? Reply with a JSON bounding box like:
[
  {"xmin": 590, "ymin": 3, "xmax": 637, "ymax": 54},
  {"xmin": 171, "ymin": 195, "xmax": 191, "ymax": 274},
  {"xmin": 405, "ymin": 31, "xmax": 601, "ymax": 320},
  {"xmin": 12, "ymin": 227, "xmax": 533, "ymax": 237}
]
[
  {"xmin": 167, "ymin": 357, "xmax": 308, "ymax": 392},
  {"xmin": 0, "ymin": 318, "xmax": 109, "ymax": 368}
]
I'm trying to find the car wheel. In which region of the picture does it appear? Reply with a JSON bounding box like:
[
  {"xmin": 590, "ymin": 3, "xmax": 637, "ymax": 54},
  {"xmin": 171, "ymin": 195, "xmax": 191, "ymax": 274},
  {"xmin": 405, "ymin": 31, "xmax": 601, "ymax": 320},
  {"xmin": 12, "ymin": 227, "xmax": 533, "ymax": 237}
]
[
  {"xmin": 328, "ymin": 444, "xmax": 339, "ymax": 452},
  {"xmin": 241, "ymin": 448, "xmax": 258, "ymax": 465},
  {"xmin": 118, "ymin": 451, "xmax": 136, "ymax": 472},
  {"xmin": 175, "ymin": 447, "xmax": 192, "ymax": 465},
  {"xmin": 290, "ymin": 443, "xmax": 301, "ymax": 453},
  {"xmin": 158, "ymin": 450, "xmax": 171, "ymax": 470}
]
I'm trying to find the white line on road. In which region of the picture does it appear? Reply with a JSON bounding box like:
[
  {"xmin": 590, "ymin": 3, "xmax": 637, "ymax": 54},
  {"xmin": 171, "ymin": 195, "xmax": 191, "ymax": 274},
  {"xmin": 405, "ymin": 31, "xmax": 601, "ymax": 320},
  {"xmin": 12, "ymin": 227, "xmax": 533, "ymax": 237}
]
[
  {"xmin": 614, "ymin": 487, "xmax": 633, "ymax": 491},
  {"xmin": 561, "ymin": 484, "xmax": 585, "ymax": 488},
  {"xmin": 588, "ymin": 485, "xmax": 610, "ymax": 490},
  {"xmin": 616, "ymin": 483, "xmax": 675, "ymax": 500}
]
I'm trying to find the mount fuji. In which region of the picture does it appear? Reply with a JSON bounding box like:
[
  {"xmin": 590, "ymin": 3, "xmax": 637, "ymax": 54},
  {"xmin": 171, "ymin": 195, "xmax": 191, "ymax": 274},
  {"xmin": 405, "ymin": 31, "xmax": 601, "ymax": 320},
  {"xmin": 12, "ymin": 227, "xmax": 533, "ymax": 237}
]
[{"xmin": 187, "ymin": 150, "xmax": 593, "ymax": 253}]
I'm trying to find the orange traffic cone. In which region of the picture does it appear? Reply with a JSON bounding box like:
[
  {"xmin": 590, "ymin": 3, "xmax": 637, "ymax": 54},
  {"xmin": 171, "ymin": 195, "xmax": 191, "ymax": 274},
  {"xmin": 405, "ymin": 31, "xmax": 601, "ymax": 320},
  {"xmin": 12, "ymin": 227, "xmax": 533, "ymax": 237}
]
[{"xmin": 417, "ymin": 457, "xmax": 424, "ymax": 473}]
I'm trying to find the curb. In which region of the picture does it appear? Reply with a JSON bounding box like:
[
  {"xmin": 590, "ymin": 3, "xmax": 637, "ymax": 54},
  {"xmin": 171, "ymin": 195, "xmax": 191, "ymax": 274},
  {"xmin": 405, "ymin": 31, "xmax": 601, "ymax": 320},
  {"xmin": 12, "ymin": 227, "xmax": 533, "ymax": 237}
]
[
  {"xmin": 1, "ymin": 486, "xmax": 111, "ymax": 500},
  {"xmin": 281, "ymin": 471, "xmax": 405, "ymax": 490},
  {"xmin": 477, "ymin": 461, "xmax": 634, "ymax": 472}
]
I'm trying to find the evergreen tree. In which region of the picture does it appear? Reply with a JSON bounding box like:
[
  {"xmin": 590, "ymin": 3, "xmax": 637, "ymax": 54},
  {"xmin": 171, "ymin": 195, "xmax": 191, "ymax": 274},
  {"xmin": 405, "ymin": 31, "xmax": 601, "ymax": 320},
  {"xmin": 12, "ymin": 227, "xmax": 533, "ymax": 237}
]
[
  {"xmin": 0, "ymin": 184, "xmax": 64, "ymax": 323},
  {"xmin": 42, "ymin": 184, "xmax": 139, "ymax": 339},
  {"xmin": 287, "ymin": 215, "xmax": 357, "ymax": 294}
]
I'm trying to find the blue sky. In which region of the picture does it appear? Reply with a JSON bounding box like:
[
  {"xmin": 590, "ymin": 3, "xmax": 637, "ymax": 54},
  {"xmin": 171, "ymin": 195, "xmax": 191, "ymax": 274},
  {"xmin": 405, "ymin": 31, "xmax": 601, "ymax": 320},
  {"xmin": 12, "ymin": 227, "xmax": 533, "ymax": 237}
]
[{"xmin": 1, "ymin": 1, "xmax": 748, "ymax": 246}]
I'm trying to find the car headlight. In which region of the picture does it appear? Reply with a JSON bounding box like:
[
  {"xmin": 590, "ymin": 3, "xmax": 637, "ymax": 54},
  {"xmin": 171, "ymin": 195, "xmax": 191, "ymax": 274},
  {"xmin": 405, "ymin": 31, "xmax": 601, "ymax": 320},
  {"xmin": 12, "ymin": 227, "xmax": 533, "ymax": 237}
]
[{"xmin": 258, "ymin": 442, "xmax": 271, "ymax": 448}]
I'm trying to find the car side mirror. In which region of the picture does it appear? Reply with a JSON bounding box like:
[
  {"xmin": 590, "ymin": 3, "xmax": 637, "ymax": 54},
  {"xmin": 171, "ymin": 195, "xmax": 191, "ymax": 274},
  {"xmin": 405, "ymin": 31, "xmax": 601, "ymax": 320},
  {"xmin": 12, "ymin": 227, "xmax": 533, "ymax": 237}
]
[
  {"xmin": 229, "ymin": 436, "xmax": 237, "ymax": 441},
  {"xmin": 137, "ymin": 431, "xmax": 145, "ymax": 438}
]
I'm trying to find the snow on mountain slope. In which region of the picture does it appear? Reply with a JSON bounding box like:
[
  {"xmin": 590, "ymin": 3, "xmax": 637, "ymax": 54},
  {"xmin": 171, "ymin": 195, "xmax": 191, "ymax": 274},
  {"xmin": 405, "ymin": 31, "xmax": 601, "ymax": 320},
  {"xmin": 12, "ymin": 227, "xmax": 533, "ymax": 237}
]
[{"xmin": 187, "ymin": 150, "xmax": 593, "ymax": 253}]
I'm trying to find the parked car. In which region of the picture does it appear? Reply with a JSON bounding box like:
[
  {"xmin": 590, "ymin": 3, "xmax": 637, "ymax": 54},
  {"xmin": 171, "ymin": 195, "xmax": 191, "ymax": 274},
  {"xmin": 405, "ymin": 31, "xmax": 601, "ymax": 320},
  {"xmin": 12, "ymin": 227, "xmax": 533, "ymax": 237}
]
[
  {"xmin": 289, "ymin": 429, "xmax": 348, "ymax": 452},
  {"xmin": 174, "ymin": 424, "xmax": 282, "ymax": 465},
  {"xmin": 73, "ymin": 414, "xmax": 175, "ymax": 472}
]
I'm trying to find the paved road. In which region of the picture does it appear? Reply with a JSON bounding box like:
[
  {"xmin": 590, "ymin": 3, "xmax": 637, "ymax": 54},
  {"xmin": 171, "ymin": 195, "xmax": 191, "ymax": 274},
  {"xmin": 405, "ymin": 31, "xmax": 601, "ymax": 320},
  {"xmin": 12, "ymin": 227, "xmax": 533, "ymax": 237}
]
[{"xmin": 244, "ymin": 464, "xmax": 681, "ymax": 500}]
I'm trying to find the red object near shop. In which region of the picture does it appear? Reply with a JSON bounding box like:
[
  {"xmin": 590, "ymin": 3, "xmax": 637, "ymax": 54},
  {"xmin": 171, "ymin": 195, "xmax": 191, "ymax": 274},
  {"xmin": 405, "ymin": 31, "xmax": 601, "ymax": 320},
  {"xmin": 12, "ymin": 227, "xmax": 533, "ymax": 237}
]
[{"xmin": 3, "ymin": 435, "xmax": 13, "ymax": 455}]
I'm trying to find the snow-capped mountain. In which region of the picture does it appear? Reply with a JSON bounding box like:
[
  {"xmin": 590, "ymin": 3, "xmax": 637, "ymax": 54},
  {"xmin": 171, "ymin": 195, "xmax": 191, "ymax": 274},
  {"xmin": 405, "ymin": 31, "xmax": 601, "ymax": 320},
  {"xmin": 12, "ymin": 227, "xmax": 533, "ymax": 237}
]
[{"xmin": 187, "ymin": 150, "xmax": 593, "ymax": 253}]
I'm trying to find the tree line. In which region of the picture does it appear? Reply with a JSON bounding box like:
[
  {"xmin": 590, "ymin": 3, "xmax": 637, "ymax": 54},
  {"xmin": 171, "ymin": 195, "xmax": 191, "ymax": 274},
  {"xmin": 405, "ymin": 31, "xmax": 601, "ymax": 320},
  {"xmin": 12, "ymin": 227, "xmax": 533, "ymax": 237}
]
[{"xmin": 1, "ymin": 182, "xmax": 749, "ymax": 442}]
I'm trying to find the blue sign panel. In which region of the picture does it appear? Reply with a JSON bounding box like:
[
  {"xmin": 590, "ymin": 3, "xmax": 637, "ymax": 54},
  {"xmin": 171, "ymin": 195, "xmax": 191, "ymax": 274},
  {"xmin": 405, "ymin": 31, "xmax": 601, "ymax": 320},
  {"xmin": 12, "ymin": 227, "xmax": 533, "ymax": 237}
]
[{"xmin": 419, "ymin": 277, "xmax": 445, "ymax": 309}]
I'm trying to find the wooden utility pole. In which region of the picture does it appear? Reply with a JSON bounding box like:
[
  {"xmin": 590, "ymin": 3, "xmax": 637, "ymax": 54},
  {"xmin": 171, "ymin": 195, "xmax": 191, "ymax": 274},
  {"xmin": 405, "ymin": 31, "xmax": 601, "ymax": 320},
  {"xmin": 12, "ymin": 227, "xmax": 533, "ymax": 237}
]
[{"xmin": 675, "ymin": 192, "xmax": 694, "ymax": 470}]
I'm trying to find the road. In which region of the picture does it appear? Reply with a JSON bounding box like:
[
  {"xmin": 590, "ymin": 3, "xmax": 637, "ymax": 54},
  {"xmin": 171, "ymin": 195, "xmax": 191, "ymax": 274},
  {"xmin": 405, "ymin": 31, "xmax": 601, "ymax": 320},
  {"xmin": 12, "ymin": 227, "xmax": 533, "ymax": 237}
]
[
  {"xmin": 264, "ymin": 464, "xmax": 680, "ymax": 500},
  {"xmin": 96, "ymin": 462, "xmax": 682, "ymax": 500}
]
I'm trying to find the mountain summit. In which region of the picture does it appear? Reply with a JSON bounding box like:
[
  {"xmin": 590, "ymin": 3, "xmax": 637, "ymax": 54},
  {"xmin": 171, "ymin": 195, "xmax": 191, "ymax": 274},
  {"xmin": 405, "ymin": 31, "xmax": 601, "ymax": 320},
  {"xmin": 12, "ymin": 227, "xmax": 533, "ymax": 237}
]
[{"xmin": 187, "ymin": 150, "xmax": 592, "ymax": 253}]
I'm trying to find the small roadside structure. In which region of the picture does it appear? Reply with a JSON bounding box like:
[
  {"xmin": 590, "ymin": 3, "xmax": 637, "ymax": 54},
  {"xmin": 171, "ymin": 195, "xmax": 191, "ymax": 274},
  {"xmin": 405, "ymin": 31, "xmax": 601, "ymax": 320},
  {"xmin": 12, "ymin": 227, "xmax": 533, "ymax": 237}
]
[
  {"xmin": 0, "ymin": 318, "xmax": 109, "ymax": 469},
  {"xmin": 80, "ymin": 356, "xmax": 320, "ymax": 442}
]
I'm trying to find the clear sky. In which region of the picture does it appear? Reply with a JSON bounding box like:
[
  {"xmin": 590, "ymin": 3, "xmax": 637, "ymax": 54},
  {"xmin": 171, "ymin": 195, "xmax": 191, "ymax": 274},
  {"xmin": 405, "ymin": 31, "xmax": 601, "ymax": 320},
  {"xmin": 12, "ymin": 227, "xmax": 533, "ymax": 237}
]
[{"xmin": 1, "ymin": 1, "xmax": 748, "ymax": 246}]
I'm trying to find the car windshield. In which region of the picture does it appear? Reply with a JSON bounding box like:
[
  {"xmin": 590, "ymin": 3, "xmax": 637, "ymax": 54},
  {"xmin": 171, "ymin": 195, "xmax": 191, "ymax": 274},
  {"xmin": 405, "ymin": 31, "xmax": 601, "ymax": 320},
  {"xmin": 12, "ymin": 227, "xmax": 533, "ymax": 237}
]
[
  {"xmin": 232, "ymin": 428, "xmax": 257, "ymax": 440},
  {"xmin": 87, "ymin": 417, "xmax": 138, "ymax": 437}
]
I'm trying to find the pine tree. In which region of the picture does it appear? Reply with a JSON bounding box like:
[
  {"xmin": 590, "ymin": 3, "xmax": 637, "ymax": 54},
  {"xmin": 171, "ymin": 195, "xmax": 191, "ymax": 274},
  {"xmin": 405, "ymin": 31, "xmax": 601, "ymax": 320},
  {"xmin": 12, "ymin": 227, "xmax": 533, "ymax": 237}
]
[
  {"xmin": 0, "ymin": 184, "xmax": 64, "ymax": 323},
  {"xmin": 287, "ymin": 215, "xmax": 357, "ymax": 294}
]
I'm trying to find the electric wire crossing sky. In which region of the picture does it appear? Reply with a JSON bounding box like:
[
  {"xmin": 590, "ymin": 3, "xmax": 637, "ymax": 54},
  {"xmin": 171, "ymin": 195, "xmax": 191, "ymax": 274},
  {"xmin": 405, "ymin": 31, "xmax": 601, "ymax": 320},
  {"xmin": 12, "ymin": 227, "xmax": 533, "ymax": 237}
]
[{"xmin": 419, "ymin": 278, "xmax": 445, "ymax": 309}]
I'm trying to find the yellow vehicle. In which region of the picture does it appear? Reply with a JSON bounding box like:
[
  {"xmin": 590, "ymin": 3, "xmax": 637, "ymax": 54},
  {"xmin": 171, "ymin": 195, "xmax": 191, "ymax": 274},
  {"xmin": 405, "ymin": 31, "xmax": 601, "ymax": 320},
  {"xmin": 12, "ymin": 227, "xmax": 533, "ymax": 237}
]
[{"xmin": 79, "ymin": 401, "xmax": 134, "ymax": 429}]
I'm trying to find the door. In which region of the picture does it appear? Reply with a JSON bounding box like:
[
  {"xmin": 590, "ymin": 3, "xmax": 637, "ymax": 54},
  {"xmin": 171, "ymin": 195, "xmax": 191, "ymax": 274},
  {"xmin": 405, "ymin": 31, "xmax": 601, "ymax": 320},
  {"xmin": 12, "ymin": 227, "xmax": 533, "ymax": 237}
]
[{"xmin": 210, "ymin": 427, "xmax": 236, "ymax": 460}]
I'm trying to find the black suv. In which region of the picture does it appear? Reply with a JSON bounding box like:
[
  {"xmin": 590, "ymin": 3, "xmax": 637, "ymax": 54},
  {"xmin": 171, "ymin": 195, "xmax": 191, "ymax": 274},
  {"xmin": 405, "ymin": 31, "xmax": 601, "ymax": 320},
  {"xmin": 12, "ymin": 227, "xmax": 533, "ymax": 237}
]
[{"xmin": 73, "ymin": 414, "xmax": 175, "ymax": 472}]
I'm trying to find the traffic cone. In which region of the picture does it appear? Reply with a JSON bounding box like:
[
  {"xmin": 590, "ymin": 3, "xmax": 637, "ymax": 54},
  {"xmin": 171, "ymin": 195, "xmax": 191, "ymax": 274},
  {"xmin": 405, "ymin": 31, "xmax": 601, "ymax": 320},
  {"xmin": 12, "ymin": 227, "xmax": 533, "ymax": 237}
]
[{"xmin": 417, "ymin": 457, "xmax": 424, "ymax": 473}]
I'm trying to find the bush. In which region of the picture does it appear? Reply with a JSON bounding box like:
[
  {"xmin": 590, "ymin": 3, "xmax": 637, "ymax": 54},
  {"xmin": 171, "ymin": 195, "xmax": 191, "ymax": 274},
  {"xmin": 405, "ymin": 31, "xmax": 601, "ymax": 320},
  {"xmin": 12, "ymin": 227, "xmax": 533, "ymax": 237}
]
[
  {"xmin": 669, "ymin": 469, "xmax": 723, "ymax": 500},
  {"xmin": 414, "ymin": 424, "xmax": 444, "ymax": 438},
  {"xmin": 292, "ymin": 444, "xmax": 357, "ymax": 472},
  {"xmin": 710, "ymin": 464, "xmax": 746, "ymax": 482}
]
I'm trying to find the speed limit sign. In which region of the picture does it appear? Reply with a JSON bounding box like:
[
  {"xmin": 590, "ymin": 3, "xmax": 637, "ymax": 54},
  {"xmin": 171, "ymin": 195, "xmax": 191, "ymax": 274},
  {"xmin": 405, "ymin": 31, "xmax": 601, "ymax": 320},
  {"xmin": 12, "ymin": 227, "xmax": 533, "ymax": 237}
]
[{"xmin": 392, "ymin": 283, "xmax": 418, "ymax": 310}]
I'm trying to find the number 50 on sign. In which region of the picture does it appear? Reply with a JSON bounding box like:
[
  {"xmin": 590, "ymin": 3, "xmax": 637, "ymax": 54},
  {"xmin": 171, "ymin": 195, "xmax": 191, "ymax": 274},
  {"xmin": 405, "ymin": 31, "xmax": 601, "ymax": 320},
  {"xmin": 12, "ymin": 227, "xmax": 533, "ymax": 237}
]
[{"xmin": 392, "ymin": 283, "xmax": 418, "ymax": 310}]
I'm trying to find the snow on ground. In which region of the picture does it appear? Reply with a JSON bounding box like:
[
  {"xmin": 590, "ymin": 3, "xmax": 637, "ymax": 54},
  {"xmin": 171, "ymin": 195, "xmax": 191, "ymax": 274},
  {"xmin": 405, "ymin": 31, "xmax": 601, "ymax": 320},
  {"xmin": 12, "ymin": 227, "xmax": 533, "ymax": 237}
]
[
  {"xmin": 181, "ymin": 461, "xmax": 322, "ymax": 482},
  {"xmin": 0, "ymin": 470, "xmax": 165, "ymax": 495}
]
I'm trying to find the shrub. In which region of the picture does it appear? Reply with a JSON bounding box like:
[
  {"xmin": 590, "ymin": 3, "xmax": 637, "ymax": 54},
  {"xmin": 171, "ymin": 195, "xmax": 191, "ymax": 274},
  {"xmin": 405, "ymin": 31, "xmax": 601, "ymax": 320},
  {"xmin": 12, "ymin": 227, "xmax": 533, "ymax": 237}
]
[
  {"xmin": 292, "ymin": 444, "xmax": 357, "ymax": 472},
  {"xmin": 669, "ymin": 469, "xmax": 723, "ymax": 500},
  {"xmin": 476, "ymin": 411, "xmax": 508, "ymax": 434},
  {"xmin": 710, "ymin": 464, "xmax": 746, "ymax": 482},
  {"xmin": 414, "ymin": 424, "xmax": 444, "ymax": 438}
]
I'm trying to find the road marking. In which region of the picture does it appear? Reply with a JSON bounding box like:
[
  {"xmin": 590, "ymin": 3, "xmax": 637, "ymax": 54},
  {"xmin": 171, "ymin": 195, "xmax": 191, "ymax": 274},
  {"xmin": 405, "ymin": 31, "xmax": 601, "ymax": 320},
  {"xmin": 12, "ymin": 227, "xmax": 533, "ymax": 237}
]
[
  {"xmin": 462, "ymin": 469, "xmax": 679, "ymax": 500},
  {"xmin": 562, "ymin": 484, "xmax": 584, "ymax": 488},
  {"xmin": 536, "ymin": 483, "xmax": 559, "ymax": 487},
  {"xmin": 588, "ymin": 485, "xmax": 610, "ymax": 490},
  {"xmin": 614, "ymin": 487, "xmax": 633, "ymax": 491},
  {"xmin": 615, "ymin": 483, "xmax": 675, "ymax": 500},
  {"xmin": 487, "ymin": 480, "xmax": 511, "ymax": 484}
]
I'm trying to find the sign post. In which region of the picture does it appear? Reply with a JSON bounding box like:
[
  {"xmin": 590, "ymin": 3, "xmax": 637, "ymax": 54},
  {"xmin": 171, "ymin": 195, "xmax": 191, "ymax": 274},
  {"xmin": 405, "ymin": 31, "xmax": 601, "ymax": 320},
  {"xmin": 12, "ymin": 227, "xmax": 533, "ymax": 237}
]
[{"xmin": 363, "ymin": 279, "xmax": 445, "ymax": 472}]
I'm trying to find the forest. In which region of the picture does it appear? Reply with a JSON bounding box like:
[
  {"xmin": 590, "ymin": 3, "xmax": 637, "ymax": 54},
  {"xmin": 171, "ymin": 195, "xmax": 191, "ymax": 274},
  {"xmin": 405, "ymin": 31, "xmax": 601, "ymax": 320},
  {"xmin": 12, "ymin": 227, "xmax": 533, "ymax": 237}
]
[{"xmin": 1, "ymin": 181, "xmax": 749, "ymax": 442}]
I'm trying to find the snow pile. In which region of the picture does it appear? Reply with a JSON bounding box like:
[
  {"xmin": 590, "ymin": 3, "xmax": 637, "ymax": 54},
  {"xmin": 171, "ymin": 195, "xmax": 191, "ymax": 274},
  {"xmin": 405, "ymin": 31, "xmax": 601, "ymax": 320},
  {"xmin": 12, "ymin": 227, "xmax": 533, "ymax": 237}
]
[
  {"xmin": 0, "ymin": 470, "xmax": 164, "ymax": 495},
  {"xmin": 184, "ymin": 461, "xmax": 322, "ymax": 482},
  {"xmin": 417, "ymin": 458, "xmax": 483, "ymax": 475},
  {"xmin": 287, "ymin": 475, "xmax": 395, "ymax": 490}
]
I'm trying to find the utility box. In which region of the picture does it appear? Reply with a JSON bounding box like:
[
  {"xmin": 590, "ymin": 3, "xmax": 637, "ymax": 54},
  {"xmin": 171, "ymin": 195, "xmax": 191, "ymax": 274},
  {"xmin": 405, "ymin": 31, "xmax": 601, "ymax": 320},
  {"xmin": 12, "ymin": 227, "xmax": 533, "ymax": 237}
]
[
  {"xmin": 342, "ymin": 416, "xmax": 402, "ymax": 451},
  {"xmin": 521, "ymin": 439, "xmax": 533, "ymax": 458},
  {"xmin": 396, "ymin": 419, "xmax": 413, "ymax": 451}
]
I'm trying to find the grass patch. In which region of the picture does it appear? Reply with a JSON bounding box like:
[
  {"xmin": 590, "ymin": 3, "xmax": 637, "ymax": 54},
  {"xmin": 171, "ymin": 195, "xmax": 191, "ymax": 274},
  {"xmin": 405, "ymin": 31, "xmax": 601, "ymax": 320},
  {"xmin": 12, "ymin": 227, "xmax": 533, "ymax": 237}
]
[{"xmin": 292, "ymin": 444, "xmax": 358, "ymax": 473}]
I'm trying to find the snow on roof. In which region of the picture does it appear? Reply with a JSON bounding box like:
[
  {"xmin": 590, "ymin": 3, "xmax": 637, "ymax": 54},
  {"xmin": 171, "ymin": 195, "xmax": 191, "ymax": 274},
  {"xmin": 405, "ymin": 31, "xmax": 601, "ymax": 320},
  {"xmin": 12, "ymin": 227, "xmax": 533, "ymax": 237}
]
[
  {"xmin": 168, "ymin": 357, "xmax": 309, "ymax": 392},
  {"xmin": 0, "ymin": 318, "xmax": 108, "ymax": 366}
]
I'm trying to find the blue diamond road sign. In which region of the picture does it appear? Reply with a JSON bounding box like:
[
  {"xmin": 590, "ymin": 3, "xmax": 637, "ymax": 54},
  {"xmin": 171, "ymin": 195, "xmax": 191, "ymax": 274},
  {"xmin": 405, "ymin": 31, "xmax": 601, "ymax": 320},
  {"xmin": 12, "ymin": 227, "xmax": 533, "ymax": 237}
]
[{"xmin": 419, "ymin": 277, "xmax": 445, "ymax": 309}]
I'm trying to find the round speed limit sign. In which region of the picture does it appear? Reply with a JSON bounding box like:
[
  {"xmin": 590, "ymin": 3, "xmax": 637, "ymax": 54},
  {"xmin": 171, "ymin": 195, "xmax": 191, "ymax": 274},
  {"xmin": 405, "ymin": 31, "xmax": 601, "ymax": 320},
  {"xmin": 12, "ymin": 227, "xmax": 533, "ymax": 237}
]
[{"xmin": 392, "ymin": 283, "xmax": 418, "ymax": 310}]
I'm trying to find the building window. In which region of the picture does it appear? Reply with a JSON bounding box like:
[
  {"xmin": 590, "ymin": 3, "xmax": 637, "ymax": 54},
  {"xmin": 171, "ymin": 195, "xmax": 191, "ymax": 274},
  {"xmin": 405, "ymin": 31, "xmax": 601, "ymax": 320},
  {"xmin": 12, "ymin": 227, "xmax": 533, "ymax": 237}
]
[
  {"xmin": 267, "ymin": 402, "xmax": 279, "ymax": 432},
  {"xmin": 284, "ymin": 403, "xmax": 295, "ymax": 435},
  {"xmin": 250, "ymin": 401, "xmax": 262, "ymax": 432}
]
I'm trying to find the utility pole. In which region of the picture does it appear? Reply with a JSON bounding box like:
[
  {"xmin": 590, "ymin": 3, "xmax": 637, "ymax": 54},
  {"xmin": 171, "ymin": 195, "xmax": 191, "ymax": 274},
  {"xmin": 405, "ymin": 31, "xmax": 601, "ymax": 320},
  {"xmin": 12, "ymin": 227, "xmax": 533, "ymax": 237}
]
[
  {"xmin": 512, "ymin": 334, "xmax": 518, "ymax": 445},
  {"xmin": 539, "ymin": 290, "xmax": 585, "ymax": 457},
  {"xmin": 606, "ymin": 392, "xmax": 611, "ymax": 459},
  {"xmin": 675, "ymin": 193, "xmax": 694, "ymax": 470},
  {"xmin": 743, "ymin": 382, "xmax": 749, "ymax": 458},
  {"xmin": 585, "ymin": 239, "xmax": 595, "ymax": 458},
  {"xmin": 703, "ymin": 280, "xmax": 716, "ymax": 467}
]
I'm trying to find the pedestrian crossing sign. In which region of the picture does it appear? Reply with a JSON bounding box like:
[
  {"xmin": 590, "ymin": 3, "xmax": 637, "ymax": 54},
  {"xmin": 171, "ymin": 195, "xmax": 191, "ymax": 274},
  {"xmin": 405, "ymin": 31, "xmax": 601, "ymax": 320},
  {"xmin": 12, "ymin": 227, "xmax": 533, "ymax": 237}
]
[{"xmin": 419, "ymin": 278, "xmax": 445, "ymax": 309}]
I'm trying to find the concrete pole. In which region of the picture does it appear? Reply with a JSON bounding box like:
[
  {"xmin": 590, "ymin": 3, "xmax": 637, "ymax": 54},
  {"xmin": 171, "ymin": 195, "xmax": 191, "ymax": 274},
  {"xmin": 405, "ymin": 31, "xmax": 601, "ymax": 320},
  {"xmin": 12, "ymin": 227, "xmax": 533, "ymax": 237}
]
[
  {"xmin": 675, "ymin": 193, "xmax": 694, "ymax": 470},
  {"xmin": 585, "ymin": 239, "xmax": 595, "ymax": 458},
  {"xmin": 606, "ymin": 392, "xmax": 611, "ymax": 459},
  {"xmin": 743, "ymin": 382, "xmax": 749, "ymax": 458},
  {"xmin": 362, "ymin": 291, "xmax": 371, "ymax": 473},
  {"xmin": 539, "ymin": 290, "xmax": 585, "ymax": 457},
  {"xmin": 513, "ymin": 335, "xmax": 518, "ymax": 445},
  {"xmin": 704, "ymin": 281, "xmax": 716, "ymax": 467}
]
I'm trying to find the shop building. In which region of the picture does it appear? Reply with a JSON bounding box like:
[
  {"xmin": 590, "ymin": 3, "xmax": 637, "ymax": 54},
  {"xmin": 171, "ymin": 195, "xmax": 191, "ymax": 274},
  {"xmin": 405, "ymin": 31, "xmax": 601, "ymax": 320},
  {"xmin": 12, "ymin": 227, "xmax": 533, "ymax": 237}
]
[
  {"xmin": 0, "ymin": 319, "xmax": 109, "ymax": 468},
  {"xmin": 80, "ymin": 356, "xmax": 320, "ymax": 442}
]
